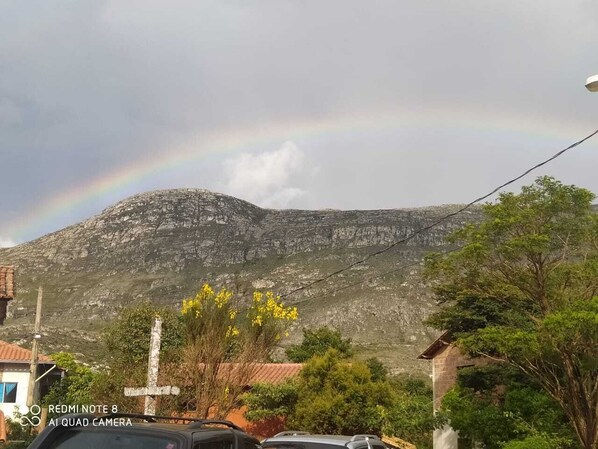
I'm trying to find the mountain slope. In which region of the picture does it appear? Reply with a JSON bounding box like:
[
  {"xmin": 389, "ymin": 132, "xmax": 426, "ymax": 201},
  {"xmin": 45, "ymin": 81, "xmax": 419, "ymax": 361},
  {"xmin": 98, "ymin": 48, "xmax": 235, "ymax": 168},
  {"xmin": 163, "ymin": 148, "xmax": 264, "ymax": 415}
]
[{"xmin": 0, "ymin": 189, "xmax": 483, "ymax": 371}]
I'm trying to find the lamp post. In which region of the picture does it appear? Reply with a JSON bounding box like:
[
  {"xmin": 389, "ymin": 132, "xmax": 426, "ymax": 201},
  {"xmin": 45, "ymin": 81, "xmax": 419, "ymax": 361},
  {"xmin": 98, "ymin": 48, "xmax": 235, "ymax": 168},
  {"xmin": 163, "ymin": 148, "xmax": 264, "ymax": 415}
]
[{"xmin": 585, "ymin": 75, "xmax": 598, "ymax": 92}]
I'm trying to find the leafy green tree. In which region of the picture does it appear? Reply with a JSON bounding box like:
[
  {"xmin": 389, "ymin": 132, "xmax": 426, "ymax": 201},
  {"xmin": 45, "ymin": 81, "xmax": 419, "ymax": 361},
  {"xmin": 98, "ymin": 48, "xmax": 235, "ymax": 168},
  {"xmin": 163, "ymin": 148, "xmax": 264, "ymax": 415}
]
[
  {"xmin": 290, "ymin": 349, "xmax": 393, "ymax": 434},
  {"xmin": 42, "ymin": 352, "xmax": 97, "ymax": 415},
  {"xmin": 243, "ymin": 356, "xmax": 435, "ymax": 446},
  {"xmin": 102, "ymin": 300, "xmax": 184, "ymax": 366},
  {"xmin": 91, "ymin": 301, "xmax": 184, "ymax": 413},
  {"xmin": 243, "ymin": 379, "xmax": 299, "ymax": 422},
  {"xmin": 439, "ymin": 365, "xmax": 578, "ymax": 449},
  {"xmin": 384, "ymin": 375, "xmax": 438, "ymax": 449},
  {"xmin": 365, "ymin": 357, "xmax": 388, "ymax": 382},
  {"xmin": 285, "ymin": 326, "xmax": 353, "ymax": 362},
  {"xmin": 425, "ymin": 176, "xmax": 598, "ymax": 449}
]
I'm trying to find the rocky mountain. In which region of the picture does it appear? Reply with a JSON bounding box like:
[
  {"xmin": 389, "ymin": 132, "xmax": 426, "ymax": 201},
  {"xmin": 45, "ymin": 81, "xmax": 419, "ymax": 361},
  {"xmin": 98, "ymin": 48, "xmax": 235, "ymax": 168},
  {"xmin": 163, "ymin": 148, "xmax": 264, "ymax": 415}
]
[{"xmin": 0, "ymin": 189, "xmax": 484, "ymax": 372}]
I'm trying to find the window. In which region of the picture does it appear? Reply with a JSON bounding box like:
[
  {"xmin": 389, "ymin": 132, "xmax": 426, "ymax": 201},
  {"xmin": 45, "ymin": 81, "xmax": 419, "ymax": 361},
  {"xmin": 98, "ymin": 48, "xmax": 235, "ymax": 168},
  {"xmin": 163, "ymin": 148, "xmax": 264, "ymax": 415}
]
[
  {"xmin": 242, "ymin": 438, "xmax": 262, "ymax": 449},
  {"xmin": 0, "ymin": 382, "xmax": 17, "ymax": 403},
  {"xmin": 194, "ymin": 437, "xmax": 233, "ymax": 449},
  {"xmin": 42, "ymin": 429, "xmax": 181, "ymax": 449}
]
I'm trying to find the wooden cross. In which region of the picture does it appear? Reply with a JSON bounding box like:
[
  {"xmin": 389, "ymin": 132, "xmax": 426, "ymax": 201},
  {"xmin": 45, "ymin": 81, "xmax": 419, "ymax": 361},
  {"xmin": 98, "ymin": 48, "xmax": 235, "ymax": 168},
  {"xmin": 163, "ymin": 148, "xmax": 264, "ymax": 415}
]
[{"xmin": 124, "ymin": 316, "xmax": 180, "ymax": 415}]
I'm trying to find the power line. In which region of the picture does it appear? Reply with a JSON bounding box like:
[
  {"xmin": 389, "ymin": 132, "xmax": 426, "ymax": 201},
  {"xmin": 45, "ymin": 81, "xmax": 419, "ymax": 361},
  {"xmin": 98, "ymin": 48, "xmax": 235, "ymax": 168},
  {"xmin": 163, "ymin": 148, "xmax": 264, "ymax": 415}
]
[
  {"xmin": 290, "ymin": 245, "xmax": 466, "ymax": 306},
  {"xmin": 281, "ymin": 127, "xmax": 598, "ymax": 298}
]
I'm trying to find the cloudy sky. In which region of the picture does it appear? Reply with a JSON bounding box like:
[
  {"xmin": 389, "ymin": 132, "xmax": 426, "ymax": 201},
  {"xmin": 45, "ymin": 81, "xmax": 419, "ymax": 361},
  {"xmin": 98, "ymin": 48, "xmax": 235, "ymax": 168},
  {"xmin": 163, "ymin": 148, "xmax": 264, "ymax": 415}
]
[{"xmin": 2, "ymin": 1, "xmax": 598, "ymax": 246}]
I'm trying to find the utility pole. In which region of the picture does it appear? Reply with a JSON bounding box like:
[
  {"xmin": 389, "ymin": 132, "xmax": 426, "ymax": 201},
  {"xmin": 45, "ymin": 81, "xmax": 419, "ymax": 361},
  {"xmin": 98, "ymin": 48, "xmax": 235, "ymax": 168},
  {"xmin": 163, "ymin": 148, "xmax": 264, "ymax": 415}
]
[{"xmin": 27, "ymin": 287, "xmax": 43, "ymax": 406}]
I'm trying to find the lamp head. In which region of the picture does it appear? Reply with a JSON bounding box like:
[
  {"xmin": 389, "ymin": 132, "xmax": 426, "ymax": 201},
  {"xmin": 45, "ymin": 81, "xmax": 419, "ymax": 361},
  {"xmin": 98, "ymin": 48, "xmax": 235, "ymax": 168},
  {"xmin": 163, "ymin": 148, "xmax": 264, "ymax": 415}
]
[{"xmin": 586, "ymin": 74, "xmax": 598, "ymax": 92}]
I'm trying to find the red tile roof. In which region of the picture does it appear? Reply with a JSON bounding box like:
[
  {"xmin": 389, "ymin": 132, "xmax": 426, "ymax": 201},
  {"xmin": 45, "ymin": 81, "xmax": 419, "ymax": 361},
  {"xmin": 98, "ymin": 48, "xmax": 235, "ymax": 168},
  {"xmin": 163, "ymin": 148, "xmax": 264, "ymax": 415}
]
[
  {"xmin": 0, "ymin": 340, "xmax": 52, "ymax": 363},
  {"xmin": 247, "ymin": 363, "xmax": 303, "ymax": 384},
  {"xmin": 192, "ymin": 363, "xmax": 303, "ymax": 386},
  {"xmin": 0, "ymin": 267, "xmax": 14, "ymax": 299}
]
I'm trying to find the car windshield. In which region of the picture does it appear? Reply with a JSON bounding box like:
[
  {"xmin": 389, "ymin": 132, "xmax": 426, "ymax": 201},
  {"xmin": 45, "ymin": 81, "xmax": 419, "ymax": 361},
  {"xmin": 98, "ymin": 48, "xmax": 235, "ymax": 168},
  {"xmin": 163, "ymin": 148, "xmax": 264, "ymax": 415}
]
[{"xmin": 41, "ymin": 428, "xmax": 180, "ymax": 449}]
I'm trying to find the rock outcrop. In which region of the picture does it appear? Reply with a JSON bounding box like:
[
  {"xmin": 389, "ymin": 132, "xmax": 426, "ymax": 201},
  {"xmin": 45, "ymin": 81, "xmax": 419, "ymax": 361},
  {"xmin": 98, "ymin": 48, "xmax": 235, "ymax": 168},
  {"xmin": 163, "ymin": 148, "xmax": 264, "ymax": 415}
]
[{"xmin": 0, "ymin": 189, "xmax": 484, "ymax": 371}]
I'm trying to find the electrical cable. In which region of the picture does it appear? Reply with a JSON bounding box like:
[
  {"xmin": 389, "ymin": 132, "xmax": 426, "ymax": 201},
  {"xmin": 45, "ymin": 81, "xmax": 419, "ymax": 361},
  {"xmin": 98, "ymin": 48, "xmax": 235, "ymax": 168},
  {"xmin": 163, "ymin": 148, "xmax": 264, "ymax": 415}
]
[
  {"xmin": 290, "ymin": 245, "xmax": 465, "ymax": 306},
  {"xmin": 281, "ymin": 127, "xmax": 598, "ymax": 298}
]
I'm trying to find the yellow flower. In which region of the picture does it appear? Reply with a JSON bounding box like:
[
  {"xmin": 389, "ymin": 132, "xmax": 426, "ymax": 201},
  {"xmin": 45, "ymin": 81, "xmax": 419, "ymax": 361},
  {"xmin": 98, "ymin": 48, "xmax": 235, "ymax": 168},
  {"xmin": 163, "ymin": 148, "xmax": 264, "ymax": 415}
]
[{"xmin": 225, "ymin": 325, "xmax": 240, "ymax": 338}]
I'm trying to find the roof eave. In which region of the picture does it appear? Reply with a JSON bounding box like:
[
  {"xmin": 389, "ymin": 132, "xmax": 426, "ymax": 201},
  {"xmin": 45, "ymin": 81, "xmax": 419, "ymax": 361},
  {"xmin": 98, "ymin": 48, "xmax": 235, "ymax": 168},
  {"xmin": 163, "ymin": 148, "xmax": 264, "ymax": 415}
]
[{"xmin": 417, "ymin": 331, "xmax": 452, "ymax": 360}]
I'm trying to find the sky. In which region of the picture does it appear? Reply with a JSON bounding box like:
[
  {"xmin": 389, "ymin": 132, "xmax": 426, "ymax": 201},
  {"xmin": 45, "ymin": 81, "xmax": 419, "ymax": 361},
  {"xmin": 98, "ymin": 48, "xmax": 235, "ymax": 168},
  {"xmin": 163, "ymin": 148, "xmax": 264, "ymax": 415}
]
[{"xmin": 2, "ymin": 1, "xmax": 598, "ymax": 246}]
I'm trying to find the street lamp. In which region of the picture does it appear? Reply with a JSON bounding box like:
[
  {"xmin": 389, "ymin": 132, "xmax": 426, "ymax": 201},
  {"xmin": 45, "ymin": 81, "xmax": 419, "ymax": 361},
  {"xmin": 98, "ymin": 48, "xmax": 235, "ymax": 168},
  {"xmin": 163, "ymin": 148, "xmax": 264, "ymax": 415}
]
[{"xmin": 585, "ymin": 75, "xmax": 598, "ymax": 92}]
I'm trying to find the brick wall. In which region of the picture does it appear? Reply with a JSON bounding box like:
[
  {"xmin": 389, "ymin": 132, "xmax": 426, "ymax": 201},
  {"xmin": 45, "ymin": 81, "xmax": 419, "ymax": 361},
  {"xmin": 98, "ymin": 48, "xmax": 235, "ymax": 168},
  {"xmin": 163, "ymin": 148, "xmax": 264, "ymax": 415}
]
[
  {"xmin": 432, "ymin": 344, "xmax": 488, "ymax": 410},
  {"xmin": 0, "ymin": 267, "xmax": 14, "ymax": 299}
]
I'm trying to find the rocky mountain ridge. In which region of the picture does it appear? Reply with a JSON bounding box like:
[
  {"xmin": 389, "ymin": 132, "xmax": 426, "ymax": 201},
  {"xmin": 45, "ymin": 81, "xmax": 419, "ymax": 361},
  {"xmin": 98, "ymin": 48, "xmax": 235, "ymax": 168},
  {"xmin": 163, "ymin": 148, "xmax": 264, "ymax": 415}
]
[{"xmin": 0, "ymin": 189, "xmax": 484, "ymax": 372}]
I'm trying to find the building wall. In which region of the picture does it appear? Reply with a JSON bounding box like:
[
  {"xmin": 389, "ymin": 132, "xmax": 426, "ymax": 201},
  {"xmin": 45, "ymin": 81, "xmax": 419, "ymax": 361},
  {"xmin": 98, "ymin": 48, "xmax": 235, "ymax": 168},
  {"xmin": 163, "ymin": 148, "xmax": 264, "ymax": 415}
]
[
  {"xmin": 225, "ymin": 406, "xmax": 286, "ymax": 439},
  {"xmin": 0, "ymin": 267, "xmax": 14, "ymax": 299},
  {"xmin": 0, "ymin": 363, "xmax": 31, "ymax": 416},
  {"xmin": 432, "ymin": 344, "xmax": 489, "ymax": 449}
]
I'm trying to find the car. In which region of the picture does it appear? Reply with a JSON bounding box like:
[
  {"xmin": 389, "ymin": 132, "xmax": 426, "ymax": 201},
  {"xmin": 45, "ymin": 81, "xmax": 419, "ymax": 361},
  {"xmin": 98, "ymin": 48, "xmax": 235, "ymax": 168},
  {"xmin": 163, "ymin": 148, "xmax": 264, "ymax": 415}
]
[
  {"xmin": 27, "ymin": 413, "xmax": 263, "ymax": 449},
  {"xmin": 261, "ymin": 432, "xmax": 389, "ymax": 449}
]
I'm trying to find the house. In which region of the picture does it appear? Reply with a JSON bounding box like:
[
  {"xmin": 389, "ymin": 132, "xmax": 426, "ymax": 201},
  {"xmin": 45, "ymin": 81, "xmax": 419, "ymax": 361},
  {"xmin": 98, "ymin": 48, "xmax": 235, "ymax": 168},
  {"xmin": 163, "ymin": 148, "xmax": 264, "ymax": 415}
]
[
  {"xmin": 0, "ymin": 340, "xmax": 62, "ymax": 417},
  {"xmin": 221, "ymin": 363, "xmax": 303, "ymax": 437},
  {"xmin": 171, "ymin": 362, "xmax": 302, "ymax": 438},
  {"xmin": 0, "ymin": 266, "xmax": 15, "ymax": 325},
  {"xmin": 418, "ymin": 332, "xmax": 489, "ymax": 449}
]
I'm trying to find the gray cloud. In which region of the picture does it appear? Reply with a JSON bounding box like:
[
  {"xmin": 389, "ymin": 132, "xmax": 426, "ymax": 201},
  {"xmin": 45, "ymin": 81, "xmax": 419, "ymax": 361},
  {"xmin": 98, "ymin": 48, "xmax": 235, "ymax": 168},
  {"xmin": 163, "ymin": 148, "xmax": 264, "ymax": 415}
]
[{"xmin": 2, "ymin": 1, "xmax": 598, "ymax": 241}]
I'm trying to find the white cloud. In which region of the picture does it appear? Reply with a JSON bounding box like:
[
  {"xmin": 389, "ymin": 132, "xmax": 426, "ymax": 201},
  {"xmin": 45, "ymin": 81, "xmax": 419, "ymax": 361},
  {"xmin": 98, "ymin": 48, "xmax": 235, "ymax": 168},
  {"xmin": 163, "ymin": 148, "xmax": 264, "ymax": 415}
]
[
  {"xmin": 0, "ymin": 238, "xmax": 17, "ymax": 248},
  {"xmin": 222, "ymin": 142, "xmax": 309, "ymax": 208}
]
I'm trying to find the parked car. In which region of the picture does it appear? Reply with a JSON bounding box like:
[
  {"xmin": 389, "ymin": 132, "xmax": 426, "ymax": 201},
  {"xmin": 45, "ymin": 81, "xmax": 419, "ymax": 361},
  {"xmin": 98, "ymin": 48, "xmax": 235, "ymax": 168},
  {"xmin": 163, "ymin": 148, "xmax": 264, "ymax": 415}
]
[
  {"xmin": 262, "ymin": 431, "xmax": 388, "ymax": 449},
  {"xmin": 27, "ymin": 413, "xmax": 262, "ymax": 449}
]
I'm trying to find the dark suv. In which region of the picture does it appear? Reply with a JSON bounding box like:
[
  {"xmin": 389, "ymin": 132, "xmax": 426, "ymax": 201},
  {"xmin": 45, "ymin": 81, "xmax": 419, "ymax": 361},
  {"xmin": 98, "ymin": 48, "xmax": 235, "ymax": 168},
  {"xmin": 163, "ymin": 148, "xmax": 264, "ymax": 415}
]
[
  {"xmin": 261, "ymin": 432, "xmax": 388, "ymax": 449},
  {"xmin": 27, "ymin": 413, "xmax": 262, "ymax": 449}
]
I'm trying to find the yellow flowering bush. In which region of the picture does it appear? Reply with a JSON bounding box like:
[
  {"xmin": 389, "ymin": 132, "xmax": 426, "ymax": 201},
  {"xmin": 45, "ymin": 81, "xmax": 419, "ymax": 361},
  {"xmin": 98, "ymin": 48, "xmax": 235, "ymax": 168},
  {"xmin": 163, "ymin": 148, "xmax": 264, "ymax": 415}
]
[
  {"xmin": 247, "ymin": 291, "xmax": 298, "ymax": 346},
  {"xmin": 181, "ymin": 283, "xmax": 237, "ymax": 344},
  {"xmin": 178, "ymin": 283, "xmax": 298, "ymax": 418},
  {"xmin": 180, "ymin": 283, "xmax": 298, "ymax": 350}
]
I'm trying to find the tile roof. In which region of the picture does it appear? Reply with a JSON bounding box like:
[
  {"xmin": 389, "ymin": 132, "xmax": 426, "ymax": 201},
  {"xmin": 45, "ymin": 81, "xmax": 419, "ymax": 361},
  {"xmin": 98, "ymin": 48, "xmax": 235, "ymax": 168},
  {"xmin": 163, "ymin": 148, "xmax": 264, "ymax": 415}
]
[
  {"xmin": 0, "ymin": 340, "xmax": 52, "ymax": 363},
  {"xmin": 247, "ymin": 363, "xmax": 303, "ymax": 384},
  {"xmin": 192, "ymin": 363, "xmax": 303, "ymax": 386},
  {"xmin": 0, "ymin": 267, "xmax": 14, "ymax": 299}
]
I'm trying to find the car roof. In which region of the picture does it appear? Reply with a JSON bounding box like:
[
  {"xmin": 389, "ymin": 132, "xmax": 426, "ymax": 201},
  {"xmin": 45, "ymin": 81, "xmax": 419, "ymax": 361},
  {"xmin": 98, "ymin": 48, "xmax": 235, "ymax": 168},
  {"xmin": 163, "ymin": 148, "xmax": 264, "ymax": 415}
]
[
  {"xmin": 47, "ymin": 414, "xmax": 259, "ymax": 440},
  {"xmin": 262, "ymin": 435, "xmax": 384, "ymax": 447}
]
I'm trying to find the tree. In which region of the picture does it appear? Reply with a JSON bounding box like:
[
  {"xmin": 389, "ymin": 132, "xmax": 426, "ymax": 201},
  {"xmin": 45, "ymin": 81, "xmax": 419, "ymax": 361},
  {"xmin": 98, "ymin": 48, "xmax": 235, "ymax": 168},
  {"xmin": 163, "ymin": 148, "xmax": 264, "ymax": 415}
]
[
  {"xmin": 243, "ymin": 354, "xmax": 436, "ymax": 446},
  {"xmin": 285, "ymin": 326, "xmax": 353, "ymax": 362},
  {"xmin": 439, "ymin": 365, "xmax": 578, "ymax": 449},
  {"xmin": 366, "ymin": 357, "xmax": 388, "ymax": 382},
  {"xmin": 242, "ymin": 379, "xmax": 299, "ymax": 422},
  {"xmin": 425, "ymin": 176, "xmax": 598, "ymax": 449},
  {"xmin": 90, "ymin": 301, "xmax": 184, "ymax": 413},
  {"xmin": 178, "ymin": 284, "xmax": 298, "ymax": 418},
  {"xmin": 43, "ymin": 352, "xmax": 97, "ymax": 414},
  {"xmin": 289, "ymin": 349, "xmax": 393, "ymax": 434},
  {"xmin": 384, "ymin": 374, "xmax": 438, "ymax": 449},
  {"xmin": 102, "ymin": 300, "xmax": 183, "ymax": 366}
]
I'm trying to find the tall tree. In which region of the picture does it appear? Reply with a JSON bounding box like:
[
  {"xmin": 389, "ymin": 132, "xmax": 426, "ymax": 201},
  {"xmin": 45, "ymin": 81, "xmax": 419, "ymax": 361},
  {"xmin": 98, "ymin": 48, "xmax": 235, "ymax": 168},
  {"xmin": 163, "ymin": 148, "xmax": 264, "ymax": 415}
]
[{"xmin": 425, "ymin": 177, "xmax": 598, "ymax": 449}]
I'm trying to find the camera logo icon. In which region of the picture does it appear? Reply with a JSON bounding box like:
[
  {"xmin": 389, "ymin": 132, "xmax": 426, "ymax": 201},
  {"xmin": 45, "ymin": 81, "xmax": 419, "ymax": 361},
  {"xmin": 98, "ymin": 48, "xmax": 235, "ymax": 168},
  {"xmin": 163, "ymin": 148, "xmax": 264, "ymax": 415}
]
[{"xmin": 18, "ymin": 405, "xmax": 41, "ymax": 427}]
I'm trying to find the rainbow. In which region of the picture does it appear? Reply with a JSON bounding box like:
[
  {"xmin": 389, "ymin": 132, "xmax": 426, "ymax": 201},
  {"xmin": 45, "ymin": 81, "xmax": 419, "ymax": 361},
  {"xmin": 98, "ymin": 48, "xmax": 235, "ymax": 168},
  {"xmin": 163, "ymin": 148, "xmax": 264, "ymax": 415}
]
[{"xmin": 3, "ymin": 108, "xmax": 597, "ymax": 243}]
